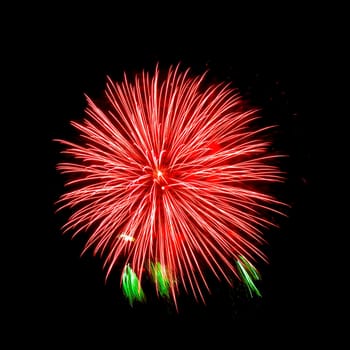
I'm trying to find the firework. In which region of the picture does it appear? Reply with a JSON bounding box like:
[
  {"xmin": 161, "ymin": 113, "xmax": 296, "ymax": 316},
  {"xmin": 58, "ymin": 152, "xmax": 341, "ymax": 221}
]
[
  {"xmin": 55, "ymin": 63, "xmax": 287, "ymax": 309},
  {"xmin": 122, "ymin": 264, "xmax": 145, "ymax": 306}
]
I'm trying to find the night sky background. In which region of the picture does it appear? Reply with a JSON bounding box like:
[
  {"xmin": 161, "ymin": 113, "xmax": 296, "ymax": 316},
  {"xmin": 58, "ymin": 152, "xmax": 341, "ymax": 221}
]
[{"xmin": 9, "ymin": 3, "xmax": 329, "ymax": 347}]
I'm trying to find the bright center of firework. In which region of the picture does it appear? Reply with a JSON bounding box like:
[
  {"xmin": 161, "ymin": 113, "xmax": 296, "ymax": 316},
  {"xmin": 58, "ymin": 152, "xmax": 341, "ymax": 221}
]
[
  {"xmin": 157, "ymin": 170, "xmax": 163, "ymax": 178},
  {"xmin": 153, "ymin": 167, "xmax": 167, "ymax": 190}
]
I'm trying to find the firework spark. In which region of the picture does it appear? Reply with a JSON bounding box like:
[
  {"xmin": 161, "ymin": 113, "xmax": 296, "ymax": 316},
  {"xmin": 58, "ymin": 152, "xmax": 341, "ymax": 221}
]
[
  {"xmin": 122, "ymin": 264, "xmax": 145, "ymax": 306},
  {"xmin": 55, "ymin": 63, "xmax": 287, "ymax": 309}
]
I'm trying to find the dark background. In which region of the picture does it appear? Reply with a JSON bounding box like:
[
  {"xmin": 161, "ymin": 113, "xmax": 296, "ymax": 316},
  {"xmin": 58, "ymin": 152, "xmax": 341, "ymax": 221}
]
[{"xmin": 10, "ymin": 4, "xmax": 326, "ymax": 346}]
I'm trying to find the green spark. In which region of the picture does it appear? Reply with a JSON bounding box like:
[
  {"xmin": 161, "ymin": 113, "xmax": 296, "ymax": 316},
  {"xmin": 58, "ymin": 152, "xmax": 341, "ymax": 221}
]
[
  {"xmin": 122, "ymin": 264, "xmax": 145, "ymax": 306},
  {"xmin": 236, "ymin": 256, "xmax": 262, "ymax": 297},
  {"xmin": 150, "ymin": 262, "xmax": 170, "ymax": 298}
]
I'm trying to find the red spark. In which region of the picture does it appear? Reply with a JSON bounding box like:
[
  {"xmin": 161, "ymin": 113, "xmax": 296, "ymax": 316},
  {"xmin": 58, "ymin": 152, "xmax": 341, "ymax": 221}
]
[{"xmin": 55, "ymin": 63, "xmax": 288, "ymax": 308}]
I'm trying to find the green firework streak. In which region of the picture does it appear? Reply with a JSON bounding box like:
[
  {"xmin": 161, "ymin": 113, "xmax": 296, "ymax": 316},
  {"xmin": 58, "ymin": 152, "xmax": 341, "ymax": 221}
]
[
  {"xmin": 150, "ymin": 262, "xmax": 171, "ymax": 298},
  {"xmin": 122, "ymin": 264, "xmax": 145, "ymax": 306},
  {"xmin": 236, "ymin": 256, "xmax": 262, "ymax": 297}
]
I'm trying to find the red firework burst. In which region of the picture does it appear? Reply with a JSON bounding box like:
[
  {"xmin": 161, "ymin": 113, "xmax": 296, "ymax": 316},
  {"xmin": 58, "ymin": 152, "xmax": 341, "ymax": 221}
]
[{"xmin": 55, "ymin": 63, "xmax": 287, "ymax": 308}]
